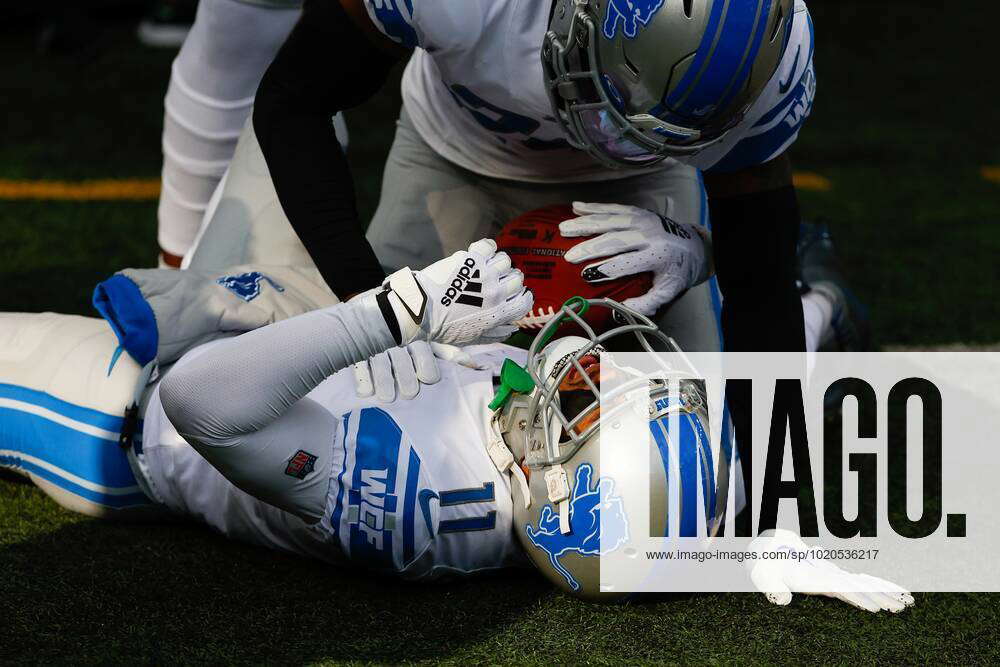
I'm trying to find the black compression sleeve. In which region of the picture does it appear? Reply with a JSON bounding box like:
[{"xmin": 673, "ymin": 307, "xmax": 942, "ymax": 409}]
[
  {"xmin": 709, "ymin": 185, "xmax": 806, "ymax": 352},
  {"xmin": 253, "ymin": 0, "xmax": 397, "ymax": 298}
]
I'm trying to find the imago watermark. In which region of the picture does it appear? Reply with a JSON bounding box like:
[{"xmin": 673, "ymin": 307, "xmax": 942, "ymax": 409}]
[{"xmin": 593, "ymin": 352, "xmax": 1000, "ymax": 593}]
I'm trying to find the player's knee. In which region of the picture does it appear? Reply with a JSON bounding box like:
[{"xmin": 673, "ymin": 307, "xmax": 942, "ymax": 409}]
[{"xmin": 158, "ymin": 365, "xmax": 217, "ymax": 446}]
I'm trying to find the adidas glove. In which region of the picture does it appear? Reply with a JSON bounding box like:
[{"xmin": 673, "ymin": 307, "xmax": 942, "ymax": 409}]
[
  {"xmin": 559, "ymin": 201, "xmax": 713, "ymax": 316},
  {"xmin": 352, "ymin": 341, "xmax": 484, "ymax": 402},
  {"xmin": 749, "ymin": 529, "xmax": 915, "ymax": 613},
  {"xmin": 356, "ymin": 239, "xmax": 533, "ymax": 346}
]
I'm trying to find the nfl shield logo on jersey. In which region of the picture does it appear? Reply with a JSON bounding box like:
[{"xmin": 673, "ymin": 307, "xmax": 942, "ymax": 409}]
[{"xmin": 285, "ymin": 450, "xmax": 318, "ymax": 480}]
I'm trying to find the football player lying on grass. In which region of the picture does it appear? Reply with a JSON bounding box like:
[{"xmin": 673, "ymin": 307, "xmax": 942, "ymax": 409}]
[{"xmin": 0, "ymin": 241, "xmax": 910, "ymax": 611}]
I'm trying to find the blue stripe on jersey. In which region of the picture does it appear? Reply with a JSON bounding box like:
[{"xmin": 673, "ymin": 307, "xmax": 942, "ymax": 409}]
[
  {"xmin": 402, "ymin": 447, "xmax": 421, "ymax": 566},
  {"xmin": 706, "ymin": 94, "xmax": 808, "ymax": 173},
  {"xmin": 329, "ymin": 413, "xmax": 351, "ymax": 538},
  {"xmin": 0, "ymin": 454, "xmax": 148, "ymax": 509},
  {"xmin": 365, "ymin": 0, "xmax": 419, "ymax": 48},
  {"xmin": 0, "ymin": 406, "xmax": 137, "ymax": 489},
  {"xmin": 348, "ymin": 408, "xmax": 402, "ymax": 569},
  {"xmin": 0, "ymin": 383, "xmax": 125, "ymax": 433},
  {"xmin": 753, "ymin": 12, "xmax": 815, "ymax": 129},
  {"xmin": 667, "ymin": 1, "xmax": 771, "ymax": 120},
  {"xmin": 751, "ymin": 77, "xmax": 799, "ymax": 128}
]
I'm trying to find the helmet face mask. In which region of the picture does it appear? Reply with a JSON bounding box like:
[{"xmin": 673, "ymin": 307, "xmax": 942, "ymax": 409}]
[
  {"xmin": 542, "ymin": 8, "xmax": 713, "ymax": 168},
  {"xmin": 542, "ymin": 0, "xmax": 795, "ymax": 168},
  {"xmin": 520, "ymin": 299, "xmax": 676, "ymax": 469}
]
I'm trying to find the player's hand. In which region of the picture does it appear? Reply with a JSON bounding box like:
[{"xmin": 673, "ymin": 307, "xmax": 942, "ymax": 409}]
[
  {"xmin": 373, "ymin": 239, "xmax": 533, "ymax": 346},
  {"xmin": 559, "ymin": 201, "xmax": 712, "ymax": 316},
  {"xmin": 352, "ymin": 341, "xmax": 484, "ymax": 402},
  {"xmin": 749, "ymin": 529, "xmax": 915, "ymax": 614}
]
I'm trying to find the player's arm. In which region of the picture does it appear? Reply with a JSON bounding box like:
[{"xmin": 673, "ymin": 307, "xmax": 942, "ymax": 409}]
[
  {"xmin": 158, "ymin": 242, "xmax": 530, "ymax": 520},
  {"xmin": 704, "ymin": 154, "xmax": 806, "ymax": 351},
  {"xmin": 252, "ymin": 0, "xmax": 407, "ymax": 299}
]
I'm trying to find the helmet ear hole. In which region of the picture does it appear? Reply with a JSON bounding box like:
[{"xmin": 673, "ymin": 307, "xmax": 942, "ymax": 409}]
[{"xmin": 682, "ymin": 0, "xmax": 693, "ymax": 19}]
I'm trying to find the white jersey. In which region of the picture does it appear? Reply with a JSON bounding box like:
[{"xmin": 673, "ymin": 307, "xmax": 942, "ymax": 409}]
[
  {"xmin": 364, "ymin": 0, "xmax": 814, "ymax": 182},
  {"xmin": 139, "ymin": 343, "xmax": 527, "ymax": 580}
]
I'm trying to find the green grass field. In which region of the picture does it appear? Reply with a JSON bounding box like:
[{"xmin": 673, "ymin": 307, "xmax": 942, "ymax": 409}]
[{"xmin": 2, "ymin": 1, "xmax": 999, "ymax": 663}]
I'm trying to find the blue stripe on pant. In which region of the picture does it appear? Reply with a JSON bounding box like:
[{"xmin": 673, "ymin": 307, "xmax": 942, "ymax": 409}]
[{"xmin": 0, "ymin": 384, "xmax": 151, "ymax": 510}]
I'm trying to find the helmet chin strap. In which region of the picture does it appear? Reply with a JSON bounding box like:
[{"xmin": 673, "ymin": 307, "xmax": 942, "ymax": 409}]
[
  {"xmin": 488, "ymin": 413, "xmax": 572, "ymax": 534},
  {"xmin": 544, "ymin": 464, "xmax": 572, "ymax": 534},
  {"xmin": 488, "ymin": 413, "xmax": 530, "ymax": 510}
]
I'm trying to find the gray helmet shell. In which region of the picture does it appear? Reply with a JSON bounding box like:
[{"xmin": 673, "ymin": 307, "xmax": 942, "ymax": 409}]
[{"xmin": 543, "ymin": 0, "xmax": 796, "ymax": 167}]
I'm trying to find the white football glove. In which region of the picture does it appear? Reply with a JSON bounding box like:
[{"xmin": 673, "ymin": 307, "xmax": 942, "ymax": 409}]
[
  {"xmin": 749, "ymin": 529, "xmax": 915, "ymax": 614},
  {"xmin": 559, "ymin": 201, "xmax": 713, "ymax": 316},
  {"xmin": 357, "ymin": 239, "xmax": 532, "ymax": 346},
  {"xmin": 352, "ymin": 341, "xmax": 485, "ymax": 402}
]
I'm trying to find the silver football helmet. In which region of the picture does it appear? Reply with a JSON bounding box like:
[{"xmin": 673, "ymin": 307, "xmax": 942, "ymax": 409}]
[
  {"xmin": 543, "ymin": 0, "xmax": 796, "ymax": 167},
  {"xmin": 487, "ymin": 299, "xmax": 726, "ymax": 598}
]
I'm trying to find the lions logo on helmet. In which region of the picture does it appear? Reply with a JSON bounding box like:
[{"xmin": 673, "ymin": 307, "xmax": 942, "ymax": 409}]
[
  {"xmin": 603, "ymin": 0, "xmax": 666, "ymax": 40},
  {"xmin": 525, "ymin": 463, "xmax": 629, "ymax": 591}
]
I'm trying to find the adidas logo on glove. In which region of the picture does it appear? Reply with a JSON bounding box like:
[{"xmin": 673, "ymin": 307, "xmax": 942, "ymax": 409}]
[
  {"xmin": 441, "ymin": 258, "xmax": 483, "ymax": 307},
  {"xmin": 355, "ymin": 238, "xmax": 532, "ymax": 347}
]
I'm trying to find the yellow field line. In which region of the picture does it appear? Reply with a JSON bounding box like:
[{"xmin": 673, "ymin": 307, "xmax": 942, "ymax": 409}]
[
  {"xmin": 982, "ymin": 166, "xmax": 1000, "ymax": 184},
  {"xmin": 792, "ymin": 171, "xmax": 832, "ymax": 192},
  {"xmin": 0, "ymin": 179, "xmax": 161, "ymax": 200},
  {"xmin": 0, "ymin": 172, "xmax": 837, "ymax": 201}
]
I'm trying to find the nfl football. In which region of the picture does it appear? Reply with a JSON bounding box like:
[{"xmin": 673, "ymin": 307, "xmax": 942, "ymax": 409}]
[{"xmin": 496, "ymin": 204, "xmax": 653, "ymax": 333}]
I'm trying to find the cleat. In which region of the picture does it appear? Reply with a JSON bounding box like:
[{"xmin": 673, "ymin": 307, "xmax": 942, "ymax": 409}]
[{"xmin": 797, "ymin": 222, "xmax": 872, "ymax": 352}]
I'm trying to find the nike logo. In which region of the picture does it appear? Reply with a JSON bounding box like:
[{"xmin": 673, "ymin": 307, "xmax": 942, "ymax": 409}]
[
  {"xmin": 418, "ymin": 488, "xmax": 438, "ymax": 537},
  {"xmin": 778, "ymin": 45, "xmax": 801, "ymax": 95},
  {"xmin": 396, "ymin": 272, "xmax": 428, "ymax": 325}
]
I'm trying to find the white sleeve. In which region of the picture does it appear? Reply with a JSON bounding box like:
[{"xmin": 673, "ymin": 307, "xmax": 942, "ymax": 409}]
[
  {"xmin": 158, "ymin": 299, "xmax": 395, "ymax": 522},
  {"xmin": 690, "ymin": 0, "xmax": 816, "ymax": 173}
]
